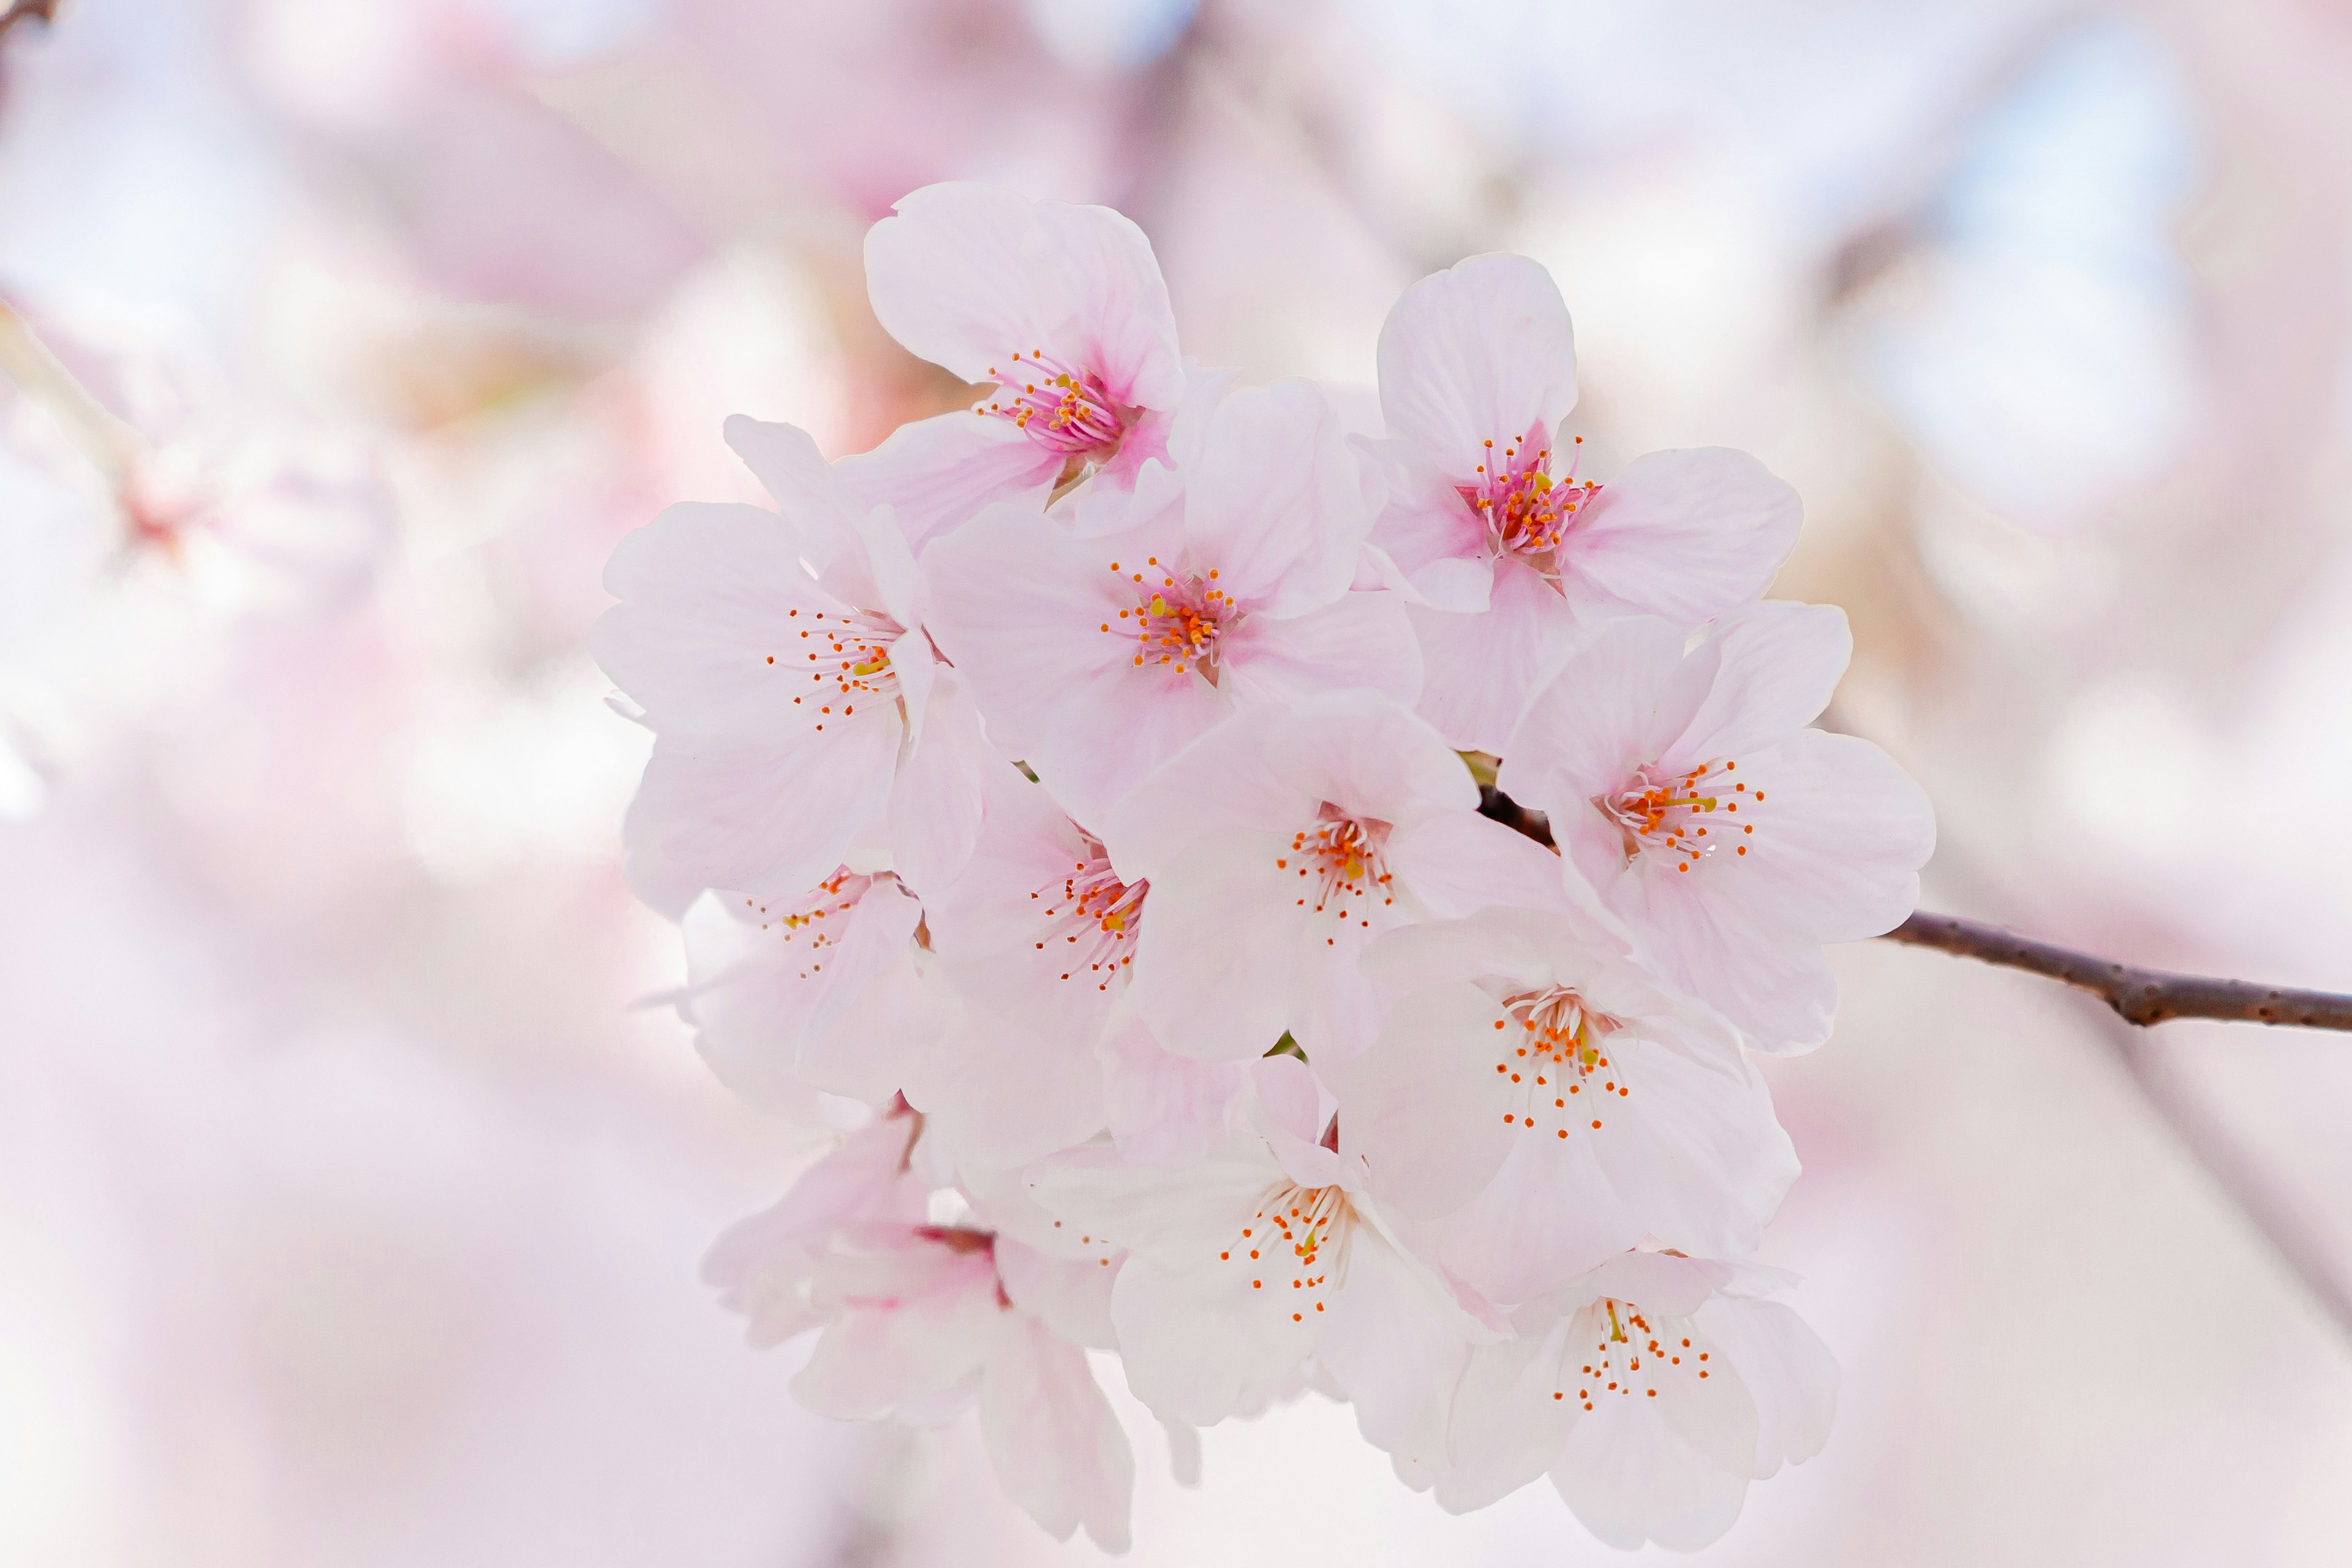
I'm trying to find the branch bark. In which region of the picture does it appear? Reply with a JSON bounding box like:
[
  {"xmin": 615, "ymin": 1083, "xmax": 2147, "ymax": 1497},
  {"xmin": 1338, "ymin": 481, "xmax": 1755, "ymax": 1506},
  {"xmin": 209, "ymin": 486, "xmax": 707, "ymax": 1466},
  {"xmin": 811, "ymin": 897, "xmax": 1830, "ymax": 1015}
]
[
  {"xmin": 0, "ymin": 1, "xmax": 59, "ymax": 43},
  {"xmin": 1881, "ymin": 912, "xmax": 2352, "ymax": 1031},
  {"xmin": 1475, "ymin": 783, "xmax": 2352, "ymax": 1033}
]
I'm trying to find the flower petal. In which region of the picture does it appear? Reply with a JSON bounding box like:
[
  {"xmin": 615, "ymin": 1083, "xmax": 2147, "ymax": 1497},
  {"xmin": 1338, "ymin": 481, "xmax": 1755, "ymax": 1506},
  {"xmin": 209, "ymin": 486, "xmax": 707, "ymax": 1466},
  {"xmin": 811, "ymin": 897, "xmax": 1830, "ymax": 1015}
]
[
  {"xmin": 977, "ymin": 1314, "xmax": 1136, "ymax": 1551},
  {"xmin": 1378, "ymin": 254, "xmax": 1578, "ymax": 476},
  {"xmin": 1562, "ymin": 448, "xmax": 1800, "ymax": 628}
]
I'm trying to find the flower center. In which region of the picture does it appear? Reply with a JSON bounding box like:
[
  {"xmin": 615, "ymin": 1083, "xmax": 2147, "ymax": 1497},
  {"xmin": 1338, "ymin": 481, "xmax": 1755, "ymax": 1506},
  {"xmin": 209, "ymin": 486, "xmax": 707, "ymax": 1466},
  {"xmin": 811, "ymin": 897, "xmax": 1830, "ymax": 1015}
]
[
  {"xmin": 1553, "ymin": 1296, "xmax": 1713, "ymax": 1411},
  {"xmin": 1276, "ymin": 806, "xmax": 1396, "ymax": 938},
  {"xmin": 1461, "ymin": 431, "xmax": 1597, "ymax": 579},
  {"xmin": 1029, "ymin": 837, "xmax": 1147, "ymax": 991},
  {"xmin": 739, "ymin": 867, "xmax": 883, "ymax": 979},
  {"xmin": 769, "ymin": 605, "xmax": 904, "ymax": 731},
  {"xmin": 1215, "ymin": 1180, "xmax": 1351, "ymax": 1324},
  {"xmin": 978, "ymin": 348, "xmax": 1129, "ymax": 458},
  {"xmin": 1493, "ymin": 987, "xmax": 1630, "ymax": 1139},
  {"xmin": 1103, "ymin": 556, "xmax": 1237, "ymax": 682},
  {"xmin": 1598, "ymin": 758, "xmax": 1763, "ymax": 873}
]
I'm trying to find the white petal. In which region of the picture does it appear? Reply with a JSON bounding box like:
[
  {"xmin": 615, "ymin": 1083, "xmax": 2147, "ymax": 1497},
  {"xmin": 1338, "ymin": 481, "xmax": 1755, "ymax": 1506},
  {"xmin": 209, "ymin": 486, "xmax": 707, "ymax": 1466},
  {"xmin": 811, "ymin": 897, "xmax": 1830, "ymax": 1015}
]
[
  {"xmin": 1496, "ymin": 613, "xmax": 1698, "ymax": 805},
  {"xmin": 1700, "ymin": 729, "xmax": 1936, "ymax": 944},
  {"xmin": 1548, "ymin": 1375, "xmax": 1757, "ymax": 1551},
  {"xmin": 994, "ymin": 1237, "xmax": 1120, "ymax": 1351},
  {"xmin": 1378, "ymin": 254, "xmax": 1577, "ymax": 476},
  {"xmin": 1586, "ymin": 1031, "xmax": 1798, "ymax": 1261},
  {"xmin": 1098, "ymin": 1018, "xmax": 1249, "ymax": 1167},
  {"xmin": 1316, "ymin": 1224, "xmax": 1485, "ymax": 1452},
  {"xmin": 722, "ymin": 416, "xmax": 863, "ymax": 567},
  {"xmin": 625, "ymin": 718, "xmax": 897, "ymax": 899},
  {"xmin": 864, "ymin": 182, "xmax": 1181, "ymax": 408},
  {"xmin": 977, "ymin": 1316, "xmax": 1136, "ymax": 1551},
  {"xmin": 1661, "ymin": 600, "xmax": 1853, "ymax": 769},
  {"xmin": 1128, "ymin": 828, "xmax": 1306, "ymax": 1060},
  {"xmin": 837, "ymin": 409, "xmax": 1061, "ymax": 553},
  {"xmin": 594, "ymin": 501, "xmax": 844, "ymax": 737},
  {"xmin": 1330, "ymin": 982, "xmax": 1517, "ymax": 1219},
  {"xmin": 1182, "ymin": 380, "xmax": 1374, "ymax": 617},
  {"xmin": 1562, "ymin": 448, "xmax": 1801, "ymax": 628},
  {"xmin": 886, "ymin": 677, "xmax": 990, "ymax": 899},
  {"xmin": 1219, "ymin": 590, "xmax": 1425, "ymax": 717},
  {"xmin": 1694, "ymin": 1296, "xmax": 1838, "ymax": 1477},
  {"xmin": 1405, "ymin": 560, "xmax": 1581, "ymax": 754}
]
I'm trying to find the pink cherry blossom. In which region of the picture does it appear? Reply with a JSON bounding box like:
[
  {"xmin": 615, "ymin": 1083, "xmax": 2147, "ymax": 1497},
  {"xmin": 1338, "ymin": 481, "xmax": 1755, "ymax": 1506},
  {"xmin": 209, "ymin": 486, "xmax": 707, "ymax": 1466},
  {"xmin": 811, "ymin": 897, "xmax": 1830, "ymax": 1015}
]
[
  {"xmin": 594, "ymin": 417, "xmax": 990, "ymax": 903},
  {"xmin": 921, "ymin": 379, "xmax": 1419, "ymax": 826},
  {"xmin": 709, "ymin": 1112, "xmax": 1136, "ymax": 1552},
  {"xmin": 1331, "ymin": 908, "xmax": 1797, "ymax": 1303},
  {"xmin": 679, "ymin": 870, "xmax": 938, "ymax": 1114},
  {"xmin": 1100, "ymin": 691, "xmax": 1577, "ymax": 1064},
  {"xmin": 1365, "ymin": 254, "xmax": 1803, "ymax": 751},
  {"xmin": 1025, "ymin": 1061, "xmax": 1488, "ymax": 1447},
  {"xmin": 851, "ymin": 181, "xmax": 1188, "ymax": 545},
  {"xmin": 1413, "ymin": 1251, "xmax": 1837, "ymax": 1551},
  {"xmin": 904, "ymin": 761, "xmax": 1246, "ymax": 1168},
  {"xmin": 1499, "ymin": 603, "xmax": 1936, "ymax": 1051}
]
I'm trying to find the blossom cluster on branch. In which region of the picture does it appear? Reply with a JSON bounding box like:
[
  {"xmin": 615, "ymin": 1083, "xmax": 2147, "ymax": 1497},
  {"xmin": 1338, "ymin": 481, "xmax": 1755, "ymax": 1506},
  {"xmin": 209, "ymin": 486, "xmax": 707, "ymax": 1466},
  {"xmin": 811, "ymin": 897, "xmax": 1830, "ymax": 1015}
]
[{"xmin": 595, "ymin": 183, "xmax": 1938, "ymax": 1552}]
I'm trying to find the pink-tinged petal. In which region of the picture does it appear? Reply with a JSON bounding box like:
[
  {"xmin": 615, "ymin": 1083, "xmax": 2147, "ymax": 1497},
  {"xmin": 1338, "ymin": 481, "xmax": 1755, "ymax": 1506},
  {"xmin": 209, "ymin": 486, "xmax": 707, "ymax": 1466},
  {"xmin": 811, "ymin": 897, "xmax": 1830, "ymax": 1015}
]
[
  {"xmin": 1219, "ymin": 592, "xmax": 1425, "ymax": 720},
  {"xmin": 1358, "ymin": 908, "xmax": 1556, "ymax": 996},
  {"xmin": 864, "ymin": 183, "xmax": 1180, "ymax": 408},
  {"xmin": 1362, "ymin": 448, "xmax": 1494, "ymax": 609},
  {"xmin": 837, "ymin": 409, "xmax": 1062, "ymax": 554},
  {"xmin": 1129, "ymin": 829, "xmax": 1303, "ymax": 1060},
  {"xmin": 1547, "ymin": 1368, "xmax": 1758, "ymax": 1551},
  {"xmin": 1287, "ymin": 921, "xmax": 1392, "ymax": 1069},
  {"xmin": 702, "ymin": 1118, "xmax": 925, "ymax": 1344},
  {"xmin": 722, "ymin": 415, "xmax": 863, "ymax": 567},
  {"xmin": 1316, "ymin": 1224, "xmax": 1485, "ymax": 1452},
  {"xmin": 626, "ymin": 717, "xmax": 899, "ymax": 898},
  {"xmin": 853, "ymin": 503, "xmax": 926, "ymax": 633},
  {"xmin": 1025, "ymin": 1135, "xmax": 1285, "ymax": 1264},
  {"xmin": 1585, "ymin": 1035, "xmax": 1798, "ymax": 1261},
  {"xmin": 594, "ymin": 500, "xmax": 842, "ymax": 737},
  {"xmin": 1634, "ymin": 879, "xmax": 1841, "ymax": 1052},
  {"xmin": 1330, "ymin": 982, "xmax": 1517, "ymax": 1218},
  {"xmin": 921, "ymin": 502, "xmax": 1221, "ymax": 826},
  {"xmin": 1562, "ymin": 448, "xmax": 1800, "ymax": 628},
  {"xmin": 1033, "ymin": 197, "xmax": 1185, "ymax": 409},
  {"xmin": 685, "ymin": 877, "xmax": 924, "ymax": 1112},
  {"xmin": 1406, "ymin": 559, "xmax": 1580, "ymax": 754},
  {"xmin": 1098, "ymin": 1019, "xmax": 1248, "ymax": 1167},
  {"xmin": 1250, "ymin": 1052, "xmax": 1327, "ymax": 1153},
  {"xmin": 1096, "ymin": 705, "xmax": 1313, "ymax": 880},
  {"xmin": 1162, "ymin": 1418, "xmax": 1204, "ymax": 1487},
  {"xmin": 792, "ymin": 1254, "xmax": 1000, "ymax": 1418},
  {"xmin": 1111, "ymin": 1251, "xmax": 1316, "ymax": 1426},
  {"xmin": 1694, "ymin": 1297, "xmax": 1838, "ymax": 1477},
  {"xmin": 1698, "ymin": 729, "xmax": 1936, "ymax": 944},
  {"xmin": 1661, "ymin": 601, "xmax": 1853, "ymax": 770},
  {"xmin": 902, "ymin": 1000, "xmax": 1108, "ymax": 1169},
  {"xmin": 977, "ymin": 1315, "xmax": 1136, "ymax": 1552},
  {"xmin": 886, "ymin": 677, "xmax": 989, "ymax": 899},
  {"xmin": 1183, "ymin": 380, "xmax": 1373, "ymax": 616},
  {"xmin": 1431, "ymin": 1317, "xmax": 1580, "ymax": 1513},
  {"xmin": 1256, "ymin": 690, "xmax": 1477, "ymax": 829},
  {"xmin": 1378, "ymin": 254, "xmax": 1578, "ymax": 477},
  {"xmin": 994, "ymin": 1238, "xmax": 1120, "ymax": 1351},
  {"xmin": 1387, "ymin": 808, "xmax": 1587, "ymax": 924},
  {"xmin": 1496, "ymin": 612, "xmax": 1698, "ymax": 804},
  {"xmin": 1439, "ymin": 1129, "xmax": 1646, "ymax": 1303}
]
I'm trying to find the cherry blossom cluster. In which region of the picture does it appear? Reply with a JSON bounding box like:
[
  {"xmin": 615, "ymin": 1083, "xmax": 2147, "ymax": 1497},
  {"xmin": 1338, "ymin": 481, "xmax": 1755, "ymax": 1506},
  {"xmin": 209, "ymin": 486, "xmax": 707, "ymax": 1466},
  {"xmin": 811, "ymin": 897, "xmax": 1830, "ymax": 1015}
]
[{"xmin": 595, "ymin": 183, "xmax": 1936, "ymax": 1552}]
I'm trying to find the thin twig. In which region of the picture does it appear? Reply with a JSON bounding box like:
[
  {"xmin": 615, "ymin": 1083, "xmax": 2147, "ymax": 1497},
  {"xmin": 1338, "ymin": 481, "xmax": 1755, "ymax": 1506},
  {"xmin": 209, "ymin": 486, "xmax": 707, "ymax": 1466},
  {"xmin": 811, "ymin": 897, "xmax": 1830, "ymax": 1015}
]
[
  {"xmin": 1882, "ymin": 912, "xmax": 2352, "ymax": 1031},
  {"xmin": 1476, "ymin": 783, "xmax": 2352, "ymax": 1034},
  {"xmin": 0, "ymin": 0, "xmax": 58, "ymax": 43}
]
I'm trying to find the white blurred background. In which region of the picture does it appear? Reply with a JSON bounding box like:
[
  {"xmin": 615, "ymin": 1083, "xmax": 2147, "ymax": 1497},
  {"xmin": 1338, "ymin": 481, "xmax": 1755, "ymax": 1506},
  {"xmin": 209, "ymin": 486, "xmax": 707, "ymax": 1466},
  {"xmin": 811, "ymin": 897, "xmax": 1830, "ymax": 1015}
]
[{"xmin": 2, "ymin": 1, "xmax": 2348, "ymax": 1562}]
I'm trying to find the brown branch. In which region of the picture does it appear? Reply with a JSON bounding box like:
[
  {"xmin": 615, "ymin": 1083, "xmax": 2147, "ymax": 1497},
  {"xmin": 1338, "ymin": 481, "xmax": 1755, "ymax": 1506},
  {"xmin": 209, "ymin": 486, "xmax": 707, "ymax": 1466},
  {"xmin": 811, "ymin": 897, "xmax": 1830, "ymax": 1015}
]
[
  {"xmin": 1476, "ymin": 782, "xmax": 2352, "ymax": 1034},
  {"xmin": 1882, "ymin": 912, "xmax": 2352, "ymax": 1031},
  {"xmin": 0, "ymin": 0, "xmax": 59, "ymax": 43}
]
